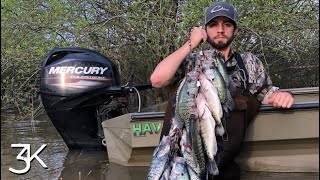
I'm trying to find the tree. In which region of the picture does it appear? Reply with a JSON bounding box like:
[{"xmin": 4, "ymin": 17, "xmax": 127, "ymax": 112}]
[{"xmin": 1, "ymin": 0, "xmax": 319, "ymax": 120}]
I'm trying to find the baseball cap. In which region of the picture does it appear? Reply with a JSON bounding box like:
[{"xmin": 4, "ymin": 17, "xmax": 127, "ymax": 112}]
[{"xmin": 205, "ymin": 2, "xmax": 237, "ymax": 26}]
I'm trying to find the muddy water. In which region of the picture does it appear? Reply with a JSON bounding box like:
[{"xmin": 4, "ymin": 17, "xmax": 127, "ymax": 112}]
[
  {"xmin": 0, "ymin": 110, "xmax": 149, "ymax": 180},
  {"xmin": 1, "ymin": 111, "xmax": 67, "ymax": 179},
  {"xmin": 1, "ymin": 110, "xmax": 319, "ymax": 180}
]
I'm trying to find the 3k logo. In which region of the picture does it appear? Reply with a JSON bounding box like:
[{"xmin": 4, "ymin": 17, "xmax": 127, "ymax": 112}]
[{"xmin": 9, "ymin": 144, "xmax": 48, "ymax": 174}]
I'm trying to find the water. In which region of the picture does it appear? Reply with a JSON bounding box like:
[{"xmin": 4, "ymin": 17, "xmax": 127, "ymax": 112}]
[
  {"xmin": 1, "ymin": 110, "xmax": 319, "ymax": 180},
  {"xmin": 0, "ymin": 110, "xmax": 149, "ymax": 180}
]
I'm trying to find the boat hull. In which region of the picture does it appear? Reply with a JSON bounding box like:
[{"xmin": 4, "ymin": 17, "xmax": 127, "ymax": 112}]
[{"xmin": 102, "ymin": 87, "xmax": 319, "ymax": 172}]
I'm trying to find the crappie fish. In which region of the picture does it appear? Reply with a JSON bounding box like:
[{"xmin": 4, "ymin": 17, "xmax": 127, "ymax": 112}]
[
  {"xmin": 180, "ymin": 129, "xmax": 201, "ymax": 180},
  {"xmin": 198, "ymin": 72, "xmax": 223, "ymax": 125},
  {"xmin": 196, "ymin": 93, "xmax": 218, "ymax": 155},
  {"xmin": 168, "ymin": 117, "xmax": 184, "ymax": 156},
  {"xmin": 169, "ymin": 116, "xmax": 184, "ymax": 134},
  {"xmin": 147, "ymin": 136, "xmax": 172, "ymax": 180},
  {"xmin": 169, "ymin": 156, "xmax": 189, "ymax": 180},
  {"xmin": 168, "ymin": 116, "xmax": 184, "ymax": 139},
  {"xmin": 210, "ymin": 50, "xmax": 229, "ymax": 86},
  {"xmin": 203, "ymin": 50, "xmax": 234, "ymax": 114},
  {"xmin": 175, "ymin": 71, "xmax": 199, "ymax": 147},
  {"xmin": 201, "ymin": 59, "xmax": 227, "ymax": 104},
  {"xmin": 187, "ymin": 167, "xmax": 202, "ymax": 180},
  {"xmin": 175, "ymin": 70, "xmax": 205, "ymax": 174},
  {"xmin": 196, "ymin": 93, "xmax": 219, "ymax": 175},
  {"xmin": 189, "ymin": 115, "xmax": 206, "ymax": 175}
]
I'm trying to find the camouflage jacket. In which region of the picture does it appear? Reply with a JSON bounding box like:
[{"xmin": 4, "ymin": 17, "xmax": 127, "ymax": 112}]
[{"xmin": 170, "ymin": 49, "xmax": 279, "ymax": 104}]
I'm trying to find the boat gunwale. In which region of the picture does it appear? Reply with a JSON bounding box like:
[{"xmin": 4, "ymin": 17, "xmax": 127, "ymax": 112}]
[{"xmin": 128, "ymin": 101, "xmax": 319, "ymax": 119}]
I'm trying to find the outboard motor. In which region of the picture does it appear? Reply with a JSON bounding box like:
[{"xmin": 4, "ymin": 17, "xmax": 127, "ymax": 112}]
[{"xmin": 40, "ymin": 47, "xmax": 125, "ymax": 150}]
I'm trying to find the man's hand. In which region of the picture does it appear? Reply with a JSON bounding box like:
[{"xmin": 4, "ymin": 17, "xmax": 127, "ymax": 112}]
[
  {"xmin": 267, "ymin": 91, "xmax": 294, "ymax": 108},
  {"xmin": 189, "ymin": 26, "xmax": 207, "ymax": 50}
]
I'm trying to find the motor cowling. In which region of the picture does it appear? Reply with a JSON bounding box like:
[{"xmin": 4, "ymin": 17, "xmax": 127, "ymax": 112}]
[
  {"xmin": 40, "ymin": 47, "xmax": 121, "ymax": 150},
  {"xmin": 40, "ymin": 47, "xmax": 121, "ymax": 110},
  {"xmin": 41, "ymin": 47, "xmax": 120, "ymax": 96}
]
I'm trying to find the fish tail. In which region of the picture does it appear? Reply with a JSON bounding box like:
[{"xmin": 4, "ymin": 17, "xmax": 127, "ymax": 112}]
[
  {"xmin": 215, "ymin": 123, "xmax": 225, "ymax": 136},
  {"xmin": 206, "ymin": 159, "xmax": 219, "ymax": 175},
  {"xmin": 199, "ymin": 171, "xmax": 206, "ymax": 180}
]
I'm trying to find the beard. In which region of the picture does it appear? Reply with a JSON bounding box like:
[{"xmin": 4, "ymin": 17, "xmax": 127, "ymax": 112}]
[{"xmin": 207, "ymin": 34, "xmax": 235, "ymax": 50}]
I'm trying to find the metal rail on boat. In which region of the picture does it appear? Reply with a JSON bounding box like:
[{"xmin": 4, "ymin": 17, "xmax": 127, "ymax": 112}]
[
  {"xmin": 260, "ymin": 101, "xmax": 319, "ymax": 111},
  {"xmin": 130, "ymin": 101, "xmax": 319, "ymax": 120},
  {"xmin": 280, "ymin": 87, "xmax": 319, "ymax": 94},
  {"xmin": 130, "ymin": 112, "xmax": 165, "ymax": 120}
]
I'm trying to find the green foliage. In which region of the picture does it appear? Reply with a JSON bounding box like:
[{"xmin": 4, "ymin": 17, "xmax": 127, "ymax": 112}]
[{"xmin": 1, "ymin": 0, "xmax": 319, "ymax": 120}]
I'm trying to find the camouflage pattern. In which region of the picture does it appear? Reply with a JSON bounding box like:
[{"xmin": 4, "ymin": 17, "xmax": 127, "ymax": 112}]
[{"xmin": 224, "ymin": 50, "xmax": 278, "ymax": 103}]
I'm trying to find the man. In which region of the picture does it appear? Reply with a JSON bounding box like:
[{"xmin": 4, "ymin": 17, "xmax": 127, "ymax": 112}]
[{"xmin": 150, "ymin": 1, "xmax": 294, "ymax": 179}]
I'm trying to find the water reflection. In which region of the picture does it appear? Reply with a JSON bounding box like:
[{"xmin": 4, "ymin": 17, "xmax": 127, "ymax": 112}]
[
  {"xmin": 1, "ymin": 110, "xmax": 150, "ymax": 180},
  {"xmin": 1, "ymin": 111, "xmax": 68, "ymax": 180},
  {"xmin": 59, "ymin": 150, "xmax": 148, "ymax": 180},
  {"xmin": 59, "ymin": 150, "xmax": 109, "ymax": 180}
]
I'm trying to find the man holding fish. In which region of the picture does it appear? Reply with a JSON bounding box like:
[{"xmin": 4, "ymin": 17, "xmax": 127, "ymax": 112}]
[{"xmin": 150, "ymin": 1, "xmax": 294, "ymax": 180}]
